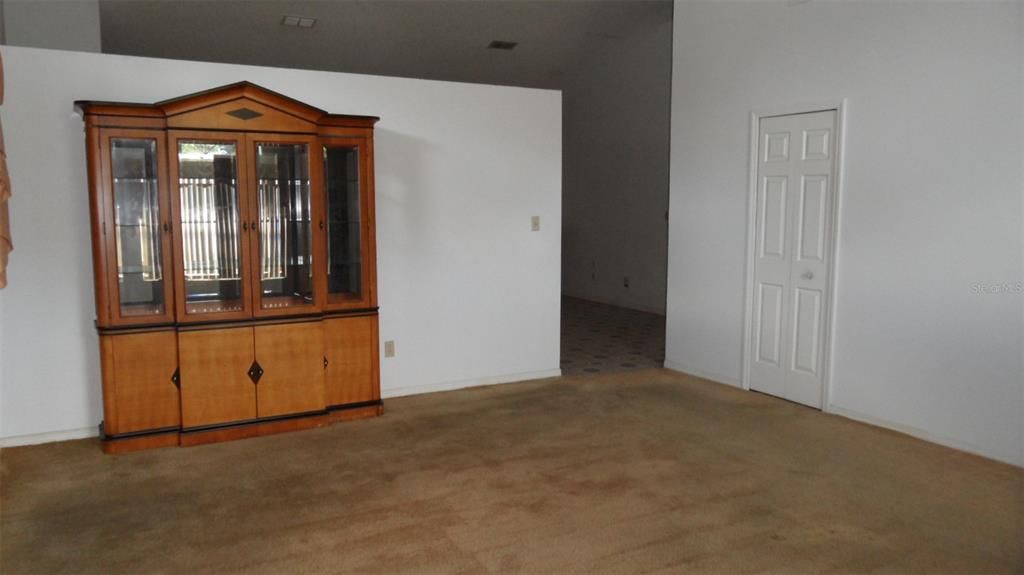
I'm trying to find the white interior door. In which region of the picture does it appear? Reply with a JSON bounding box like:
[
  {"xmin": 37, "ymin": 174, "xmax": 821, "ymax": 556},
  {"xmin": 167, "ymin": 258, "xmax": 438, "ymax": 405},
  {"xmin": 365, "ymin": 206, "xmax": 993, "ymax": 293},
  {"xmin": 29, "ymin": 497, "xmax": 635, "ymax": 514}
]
[{"xmin": 748, "ymin": 110, "xmax": 836, "ymax": 408}]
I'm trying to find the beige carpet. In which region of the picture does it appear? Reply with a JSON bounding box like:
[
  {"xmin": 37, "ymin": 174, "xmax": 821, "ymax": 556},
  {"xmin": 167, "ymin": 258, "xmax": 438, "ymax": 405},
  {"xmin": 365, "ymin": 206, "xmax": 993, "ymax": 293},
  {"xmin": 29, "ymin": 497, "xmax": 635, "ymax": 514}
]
[{"xmin": 1, "ymin": 369, "xmax": 1021, "ymax": 574}]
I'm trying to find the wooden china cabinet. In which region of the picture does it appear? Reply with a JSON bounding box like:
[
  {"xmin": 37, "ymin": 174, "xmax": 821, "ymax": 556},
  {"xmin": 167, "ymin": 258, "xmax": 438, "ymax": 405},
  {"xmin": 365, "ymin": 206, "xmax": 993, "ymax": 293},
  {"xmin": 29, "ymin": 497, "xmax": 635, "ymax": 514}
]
[{"xmin": 77, "ymin": 82, "xmax": 382, "ymax": 453}]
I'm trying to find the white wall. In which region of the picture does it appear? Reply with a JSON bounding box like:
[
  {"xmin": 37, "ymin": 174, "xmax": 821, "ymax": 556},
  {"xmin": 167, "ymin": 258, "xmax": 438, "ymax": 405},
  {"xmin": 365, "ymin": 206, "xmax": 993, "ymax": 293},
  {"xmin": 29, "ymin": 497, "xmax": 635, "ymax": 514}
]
[
  {"xmin": 0, "ymin": 0, "xmax": 101, "ymax": 52},
  {"xmin": 0, "ymin": 46, "xmax": 561, "ymax": 443},
  {"xmin": 668, "ymin": 1, "xmax": 1023, "ymax": 466},
  {"xmin": 561, "ymin": 19, "xmax": 672, "ymax": 315}
]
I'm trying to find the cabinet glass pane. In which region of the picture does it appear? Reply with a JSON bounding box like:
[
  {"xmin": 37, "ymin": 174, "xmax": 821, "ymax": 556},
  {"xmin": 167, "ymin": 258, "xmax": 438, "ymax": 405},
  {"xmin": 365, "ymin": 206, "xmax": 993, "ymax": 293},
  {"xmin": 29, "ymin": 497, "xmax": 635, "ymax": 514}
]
[
  {"xmin": 255, "ymin": 143, "xmax": 313, "ymax": 309},
  {"xmin": 111, "ymin": 139, "xmax": 165, "ymax": 317},
  {"xmin": 177, "ymin": 141, "xmax": 243, "ymax": 315},
  {"xmin": 324, "ymin": 147, "xmax": 361, "ymax": 300}
]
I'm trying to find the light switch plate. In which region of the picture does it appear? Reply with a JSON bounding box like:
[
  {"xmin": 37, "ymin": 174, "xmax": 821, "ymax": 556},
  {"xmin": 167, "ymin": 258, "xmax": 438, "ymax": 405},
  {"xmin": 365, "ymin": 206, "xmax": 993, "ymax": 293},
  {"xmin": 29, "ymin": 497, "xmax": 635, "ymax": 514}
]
[
  {"xmin": 531, "ymin": 216, "xmax": 540, "ymax": 231},
  {"xmin": 384, "ymin": 340, "xmax": 395, "ymax": 358}
]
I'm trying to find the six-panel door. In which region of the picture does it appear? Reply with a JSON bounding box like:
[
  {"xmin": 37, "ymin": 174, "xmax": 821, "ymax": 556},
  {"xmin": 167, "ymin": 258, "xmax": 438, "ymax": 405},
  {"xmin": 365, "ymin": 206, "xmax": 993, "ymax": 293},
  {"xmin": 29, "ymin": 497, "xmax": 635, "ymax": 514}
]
[{"xmin": 748, "ymin": 110, "xmax": 836, "ymax": 409}]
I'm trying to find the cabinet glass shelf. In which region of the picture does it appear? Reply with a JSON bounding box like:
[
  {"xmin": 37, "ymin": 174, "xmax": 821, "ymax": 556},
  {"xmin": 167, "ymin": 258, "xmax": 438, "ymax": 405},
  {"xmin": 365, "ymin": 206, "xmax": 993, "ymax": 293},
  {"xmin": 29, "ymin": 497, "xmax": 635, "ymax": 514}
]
[
  {"xmin": 255, "ymin": 142, "xmax": 315, "ymax": 311},
  {"xmin": 177, "ymin": 141, "xmax": 244, "ymax": 315},
  {"xmin": 111, "ymin": 138, "xmax": 166, "ymax": 316},
  {"xmin": 325, "ymin": 146, "xmax": 363, "ymax": 301}
]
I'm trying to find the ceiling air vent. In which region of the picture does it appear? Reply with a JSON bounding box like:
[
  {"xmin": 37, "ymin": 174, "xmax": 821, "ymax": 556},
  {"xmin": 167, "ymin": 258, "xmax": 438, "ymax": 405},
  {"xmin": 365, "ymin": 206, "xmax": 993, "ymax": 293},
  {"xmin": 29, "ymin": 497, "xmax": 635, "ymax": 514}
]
[
  {"xmin": 281, "ymin": 15, "xmax": 316, "ymax": 28},
  {"xmin": 488, "ymin": 40, "xmax": 518, "ymax": 51}
]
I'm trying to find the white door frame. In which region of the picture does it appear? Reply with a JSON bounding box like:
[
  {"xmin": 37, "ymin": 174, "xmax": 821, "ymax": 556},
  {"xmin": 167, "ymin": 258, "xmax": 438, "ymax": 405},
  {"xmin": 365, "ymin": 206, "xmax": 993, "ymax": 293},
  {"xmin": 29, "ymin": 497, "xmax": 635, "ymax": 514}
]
[{"xmin": 741, "ymin": 100, "xmax": 847, "ymax": 411}]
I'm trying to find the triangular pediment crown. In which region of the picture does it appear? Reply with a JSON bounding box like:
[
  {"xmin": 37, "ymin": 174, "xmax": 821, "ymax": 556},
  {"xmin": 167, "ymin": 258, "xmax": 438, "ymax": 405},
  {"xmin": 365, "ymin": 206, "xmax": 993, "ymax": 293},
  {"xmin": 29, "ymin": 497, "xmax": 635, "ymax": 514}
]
[
  {"xmin": 157, "ymin": 82, "xmax": 326, "ymax": 132},
  {"xmin": 75, "ymin": 82, "xmax": 379, "ymax": 131}
]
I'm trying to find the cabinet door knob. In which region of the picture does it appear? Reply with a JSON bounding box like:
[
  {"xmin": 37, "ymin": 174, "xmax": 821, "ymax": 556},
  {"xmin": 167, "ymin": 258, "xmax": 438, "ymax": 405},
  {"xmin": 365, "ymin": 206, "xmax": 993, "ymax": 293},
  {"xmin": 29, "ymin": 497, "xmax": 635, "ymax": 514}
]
[
  {"xmin": 242, "ymin": 221, "xmax": 248, "ymax": 232},
  {"xmin": 251, "ymin": 220, "xmax": 258, "ymax": 230},
  {"xmin": 319, "ymin": 220, "xmax": 324, "ymax": 231},
  {"xmin": 162, "ymin": 222, "xmax": 170, "ymax": 234},
  {"xmin": 324, "ymin": 356, "xmax": 329, "ymax": 369}
]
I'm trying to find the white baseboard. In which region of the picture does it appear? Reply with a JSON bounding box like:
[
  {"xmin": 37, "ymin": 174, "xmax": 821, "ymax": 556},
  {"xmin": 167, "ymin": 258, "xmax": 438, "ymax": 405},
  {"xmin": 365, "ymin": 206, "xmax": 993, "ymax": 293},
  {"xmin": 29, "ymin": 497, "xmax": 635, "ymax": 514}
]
[
  {"xmin": 663, "ymin": 363, "xmax": 1021, "ymax": 468},
  {"xmin": 0, "ymin": 427, "xmax": 98, "ymax": 448},
  {"xmin": 0, "ymin": 370, "xmax": 564, "ymax": 449},
  {"xmin": 382, "ymin": 368, "xmax": 563, "ymax": 399},
  {"xmin": 825, "ymin": 405, "xmax": 1023, "ymax": 469},
  {"xmin": 662, "ymin": 360, "xmax": 743, "ymax": 388}
]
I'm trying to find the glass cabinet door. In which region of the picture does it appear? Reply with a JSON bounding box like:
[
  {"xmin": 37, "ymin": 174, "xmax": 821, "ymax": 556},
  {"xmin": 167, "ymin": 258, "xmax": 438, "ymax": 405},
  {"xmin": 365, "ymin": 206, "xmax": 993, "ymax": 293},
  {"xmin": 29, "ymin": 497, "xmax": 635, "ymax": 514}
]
[
  {"xmin": 250, "ymin": 137, "xmax": 320, "ymax": 315},
  {"xmin": 103, "ymin": 133, "xmax": 175, "ymax": 324},
  {"xmin": 324, "ymin": 143, "xmax": 369, "ymax": 308},
  {"xmin": 171, "ymin": 135, "xmax": 251, "ymax": 321}
]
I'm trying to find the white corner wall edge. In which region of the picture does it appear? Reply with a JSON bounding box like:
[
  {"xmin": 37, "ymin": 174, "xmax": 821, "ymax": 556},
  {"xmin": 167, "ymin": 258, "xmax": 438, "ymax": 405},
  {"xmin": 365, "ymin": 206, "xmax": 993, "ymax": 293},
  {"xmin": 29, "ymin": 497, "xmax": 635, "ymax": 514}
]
[
  {"xmin": 382, "ymin": 369, "xmax": 562, "ymax": 399},
  {"xmin": 825, "ymin": 405, "xmax": 1022, "ymax": 469}
]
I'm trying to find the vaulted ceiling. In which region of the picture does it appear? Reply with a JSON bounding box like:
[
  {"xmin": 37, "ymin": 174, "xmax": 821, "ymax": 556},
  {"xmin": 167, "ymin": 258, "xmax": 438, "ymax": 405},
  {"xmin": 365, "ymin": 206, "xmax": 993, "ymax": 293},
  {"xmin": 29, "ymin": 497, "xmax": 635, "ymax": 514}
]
[{"xmin": 99, "ymin": 0, "xmax": 673, "ymax": 90}]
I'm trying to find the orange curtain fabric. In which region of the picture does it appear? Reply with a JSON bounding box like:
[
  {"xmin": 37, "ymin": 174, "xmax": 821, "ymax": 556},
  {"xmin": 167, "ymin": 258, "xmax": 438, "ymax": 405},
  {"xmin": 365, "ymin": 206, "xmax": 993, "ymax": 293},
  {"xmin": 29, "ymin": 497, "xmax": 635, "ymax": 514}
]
[{"xmin": 0, "ymin": 50, "xmax": 11, "ymax": 289}]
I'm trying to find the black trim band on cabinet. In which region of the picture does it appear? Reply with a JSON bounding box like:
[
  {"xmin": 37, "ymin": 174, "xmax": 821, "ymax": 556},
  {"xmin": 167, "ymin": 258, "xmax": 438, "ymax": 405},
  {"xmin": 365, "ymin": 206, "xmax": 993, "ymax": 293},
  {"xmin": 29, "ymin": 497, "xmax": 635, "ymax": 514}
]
[
  {"xmin": 99, "ymin": 421, "xmax": 181, "ymax": 441},
  {"xmin": 96, "ymin": 323, "xmax": 177, "ymax": 336},
  {"xmin": 323, "ymin": 307, "xmax": 379, "ymax": 319},
  {"xmin": 175, "ymin": 313, "xmax": 324, "ymax": 332},
  {"xmin": 97, "ymin": 307, "xmax": 380, "ymax": 334},
  {"xmin": 326, "ymin": 399, "xmax": 383, "ymax": 412},
  {"xmin": 180, "ymin": 409, "xmax": 329, "ymax": 435},
  {"xmin": 320, "ymin": 135, "xmax": 369, "ymax": 140}
]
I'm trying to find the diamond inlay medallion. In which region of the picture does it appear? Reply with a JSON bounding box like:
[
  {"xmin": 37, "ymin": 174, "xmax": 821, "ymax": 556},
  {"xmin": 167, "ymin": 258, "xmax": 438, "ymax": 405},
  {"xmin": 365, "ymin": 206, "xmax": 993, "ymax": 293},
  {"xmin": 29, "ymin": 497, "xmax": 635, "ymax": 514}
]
[
  {"xmin": 227, "ymin": 107, "xmax": 263, "ymax": 121},
  {"xmin": 247, "ymin": 361, "xmax": 264, "ymax": 384}
]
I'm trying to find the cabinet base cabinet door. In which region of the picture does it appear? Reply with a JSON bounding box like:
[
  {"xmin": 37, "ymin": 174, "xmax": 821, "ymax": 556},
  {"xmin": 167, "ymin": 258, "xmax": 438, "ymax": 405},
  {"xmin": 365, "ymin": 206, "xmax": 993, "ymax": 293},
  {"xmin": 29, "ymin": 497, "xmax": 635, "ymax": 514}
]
[
  {"xmin": 254, "ymin": 322, "xmax": 326, "ymax": 418},
  {"xmin": 179, "ymin": 327, "xmax": 257, "ymax": 428},
  {"xmin": 325, "ymin": 315, "xmax": 380, "ymax": 407},
  {"xmin": 100, "ymin": 332, "xmax": 180, "ymax": 436}
]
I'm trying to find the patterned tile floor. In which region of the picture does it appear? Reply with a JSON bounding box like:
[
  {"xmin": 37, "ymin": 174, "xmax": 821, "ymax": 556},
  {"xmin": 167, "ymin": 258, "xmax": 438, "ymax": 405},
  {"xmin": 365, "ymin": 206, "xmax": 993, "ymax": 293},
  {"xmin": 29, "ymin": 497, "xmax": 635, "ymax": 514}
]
[{"xmin": 560, "ymin": 296, "xmax": 666, "ymax": 375}]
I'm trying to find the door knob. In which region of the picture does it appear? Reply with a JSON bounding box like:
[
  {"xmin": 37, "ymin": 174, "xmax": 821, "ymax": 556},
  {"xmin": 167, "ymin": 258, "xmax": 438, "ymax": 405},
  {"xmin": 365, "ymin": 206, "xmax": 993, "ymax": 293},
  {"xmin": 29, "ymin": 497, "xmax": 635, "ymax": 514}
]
[{"xmin": 801, "ymin": 271, "xmax": 814, "ymax": 280}]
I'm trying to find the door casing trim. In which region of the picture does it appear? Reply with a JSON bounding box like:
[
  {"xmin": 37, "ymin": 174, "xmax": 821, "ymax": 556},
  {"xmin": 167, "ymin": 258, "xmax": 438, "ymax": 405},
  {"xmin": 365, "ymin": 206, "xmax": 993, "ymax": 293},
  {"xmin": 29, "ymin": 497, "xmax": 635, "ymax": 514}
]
[{"xmin": 741, "ymin": 100, "xmax": 847, "ymax": 411}]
